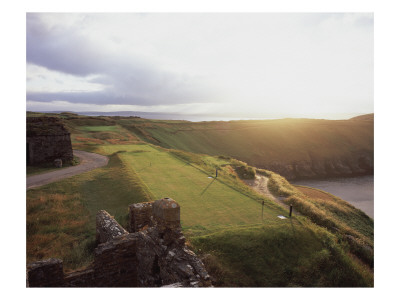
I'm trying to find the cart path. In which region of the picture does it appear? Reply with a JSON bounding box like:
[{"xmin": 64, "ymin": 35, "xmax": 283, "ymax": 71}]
[{"xmin": 26, "ymin": 150, "xmax": 109, "ymax": 190}]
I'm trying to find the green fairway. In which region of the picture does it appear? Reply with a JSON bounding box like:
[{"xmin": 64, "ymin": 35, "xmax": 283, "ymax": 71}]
[
  {"xmin": 78, "ymin": 125, "xmax": 119, "ymax": 132},
  {"xmin": 114, "ymin": 144, "xmax": 285, "ymax": 231}
]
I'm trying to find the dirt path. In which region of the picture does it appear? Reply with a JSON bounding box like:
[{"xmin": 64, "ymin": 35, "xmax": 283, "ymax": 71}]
[
  {"xmin": 26, "ymin": 150, "xmax": 109, "ymax": 190},
  {"xmin": 243, "ymin": 175, "xmax": 299, "ymax": 215}
]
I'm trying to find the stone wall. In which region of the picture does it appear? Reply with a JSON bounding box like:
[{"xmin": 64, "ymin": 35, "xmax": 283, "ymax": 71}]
[
  {"xmin": 152, "ymin": 197, "xmax": 181, "ymax": 230},
  {"xmin": 96, "ymin": 210, "xmax": 128, "ymax": 244},
  {"xmin": 27, "ymin": 198, "xmax": 211, "ymax": 288},
  {"xmin": 92, "ymin": 235, "xmax": 139, "ymax": 287},
  {"xmin": 27, "ymin": 117, "xmax": 73, "ymax": 165},
  {"xmin": 128, "ymin": 202, "xmax": 154, "ymax": 232},
  {"xmin": 26, "ymin": 258, "xmax": 64, "ymax": 287}
]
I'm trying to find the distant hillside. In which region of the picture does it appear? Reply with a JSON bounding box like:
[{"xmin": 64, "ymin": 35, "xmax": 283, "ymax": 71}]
[
  {"xmin": 114, "ymin": 116, "xmax": 374, "ymax": 180},
  {"xmin": 27, "ymin": 132, "xmax": 373, "ymax": 286},
  {"xmin": 28, "ymin": 112, "xmax": 374, "ymax": 180},
  {"xmin": 350, "ymin": 113, "xmax": 374, "ymax": 122}
]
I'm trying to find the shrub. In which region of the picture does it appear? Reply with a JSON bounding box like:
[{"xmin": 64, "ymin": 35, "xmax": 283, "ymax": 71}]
[
  {"xmin": 235, "ymin": 165, "xmax": 256, "ymax": 179},
  {"xmin": 267, "ymin": 173, "xmax": 296, "ymax": 197},
  {"xmin": 256, "ymin": 168, "xmax": 273, "ymax": 177}
]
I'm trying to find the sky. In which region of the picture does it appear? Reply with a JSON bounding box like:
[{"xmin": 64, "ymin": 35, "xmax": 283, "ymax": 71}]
[{"xmin": 26, "ymin": 13, "xmax": 374, "ymax": 120}]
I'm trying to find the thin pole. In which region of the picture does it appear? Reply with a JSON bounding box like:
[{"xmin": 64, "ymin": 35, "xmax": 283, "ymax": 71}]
[
  {"xmin": 262, "ymin": 200, "xmax": 264, "ymax": 221},
  {"xmin": 289, "ymin": 205, "xmax": 293, "ymax": 217}
]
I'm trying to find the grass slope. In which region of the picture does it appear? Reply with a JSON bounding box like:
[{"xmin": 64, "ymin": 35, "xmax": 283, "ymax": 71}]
[
  {"xmin": 191, "ymin": 222, "xmax": 373, "ymax": 287},
  {"xmin": 265, "ymin": 170, "xmax": 373, "ymax": 268},
  {"xmin": 26, "ymin": 112, "xmax": 374, "ymax": 286},
  {"xmin": 94, "ymin": 144, "xmax": 287, "ymax": 234},
  {"xmin": 27, "ymin": 153, "xmax": 152, "ymax": 270},
  {"xmin": 115, "ymin": 117, "xmax": 373, "ymax": 170}
]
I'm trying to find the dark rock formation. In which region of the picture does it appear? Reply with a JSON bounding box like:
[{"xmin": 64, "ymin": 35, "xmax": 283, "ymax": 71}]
[
  {"xmin": 128, "ymin": 202, "xmax": 154, "ymax": 232},
  {"xmin": 26, "ymin": 117, "xmax": 73, "ymax": 165},
  {"xmin": 96, "ymin": 210, "xmax": 128, "ymax": 244},
  {"xmin": 264, "ymin": 153, "xmax": 373, "ymax": 180},
  {"xmin": 54, "ymin": 159, "xmax": 62, "ymax": 168},
  {"xmin": 152, "ymin": 197, "xmax": 181, "ymax": 230},
  {"xmin": 27, "ymin": 198, "xmax": 211, "ymax": 287},
  {"xmin": 26, "ymin": 258, "xmax": 64, "ymax": 287}
]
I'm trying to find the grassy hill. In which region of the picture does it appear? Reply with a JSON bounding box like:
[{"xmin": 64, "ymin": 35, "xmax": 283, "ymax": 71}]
[
  {"xmin": 191, "ymin": 222, "xmax": 372, "ymax": 287},
  {"xmin": 112, "ymin": 116, "xmax": 374, "ymax": 179},
  {"xmin": 28, "ymin": 111, "xmax": 373, "ymax": 180},
  {"xmin": 26, "ymin": 112, "xmax": 374, "ymax": 286},
  {"xmin": 350, "ymin": 113, "xmax": 374, "ymax": 122}
]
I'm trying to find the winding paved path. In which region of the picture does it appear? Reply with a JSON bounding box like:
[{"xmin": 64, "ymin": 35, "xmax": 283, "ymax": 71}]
[{"xmin": 27, "ymin": 150, "xmax": 109, "ymax": 190}]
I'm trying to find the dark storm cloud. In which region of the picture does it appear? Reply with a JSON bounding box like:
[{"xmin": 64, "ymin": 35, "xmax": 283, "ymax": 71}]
[{"xmin": 26, "ymin": 14, "xmax": 210, "ymax": 106}]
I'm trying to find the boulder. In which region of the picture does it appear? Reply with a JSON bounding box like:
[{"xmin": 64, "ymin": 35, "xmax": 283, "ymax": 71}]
[{"xmin": 54, "ymin": 158, "xmax": 62, "ymax": 168}]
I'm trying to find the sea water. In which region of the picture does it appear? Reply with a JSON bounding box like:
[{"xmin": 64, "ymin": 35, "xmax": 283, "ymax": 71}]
[{"xmin": 291, "ymin": 175, "xmax": 374, "ymax": 218}]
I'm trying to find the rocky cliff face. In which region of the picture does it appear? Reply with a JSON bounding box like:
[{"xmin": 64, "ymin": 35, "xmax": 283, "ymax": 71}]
[{"xmin": 263, "ymin": 152, "xmax": 373, "ymax": 180}]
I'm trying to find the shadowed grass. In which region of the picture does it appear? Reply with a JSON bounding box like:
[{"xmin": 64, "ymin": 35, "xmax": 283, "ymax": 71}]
[
  {"xmin": 191, "ymin": 220, "xmax": 373, "ymax": 287},
  {"xmin": 26, "ymin": 153, "xmax": 153, "ymax": 270},
  {"xmin": 265, "ymin": 170, "xmax": 373, "ymax": 266},
  {"xmin": 27, "ymin": 155, "xmax": 80, "ymax": 176}
]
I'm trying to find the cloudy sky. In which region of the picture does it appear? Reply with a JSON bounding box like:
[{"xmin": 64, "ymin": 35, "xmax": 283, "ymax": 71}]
[{"xmin": 26, "ymin": 13, "xmax": 373, "ymax": 119}]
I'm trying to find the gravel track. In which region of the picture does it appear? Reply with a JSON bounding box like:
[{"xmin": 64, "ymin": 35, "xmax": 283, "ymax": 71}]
[{"xmin": 26, "ymin": 150, "xmax": 109, "ymax": 190}]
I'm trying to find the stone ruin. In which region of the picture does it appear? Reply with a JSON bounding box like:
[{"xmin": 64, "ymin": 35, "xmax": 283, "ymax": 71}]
[
  {"xmin": 26, "ymin": 117, "xmax": 73, "ymax": 166},
  {"xmin": 26, "ymin": 198, "xmax": 212, "ymax": 287}
]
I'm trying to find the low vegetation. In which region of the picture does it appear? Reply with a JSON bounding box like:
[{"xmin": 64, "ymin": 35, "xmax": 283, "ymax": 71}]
[
  {"xmin": 26, "ymin": 153, "xmax": 153, "ymax": 270},
  {"xmin": 265, "ymin": 170, "xmax": 373, "ymax": 267},
  {"xmin": 26, "ymin": 112, "xmax": 374, "ymax": 286},
  {"xmin": 100, "ymin": 144, "xmax": 285, "ymax": 232},
  {"xmin": 113, "ymin": 116, "xmax": 374, "ymax": 172},
  {"xmin": 27, "ymin": 155, "xmax": 80, "ymax": 176},
  {"xmin": 191, "ymin": 221, "xmax": 373, "ymax": 287}
]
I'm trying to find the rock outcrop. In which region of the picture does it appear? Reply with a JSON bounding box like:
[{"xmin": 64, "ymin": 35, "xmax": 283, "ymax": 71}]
[
  {"xmin": 26, "ymin": 258, "xmax": 64, "ymax": 287},
  {"xmin": 27, "ymin": 198, "xmax": 211, "ymax": 287},
  {"xmin": 263, "ymin": 153, "xmax": 373, "ymax": 180},
  {"xmin": 128, "ymin": 202, "xmax": 154, "ymax": 232},
  {"xmin": 96, "ymin": 210, "xmax": 128, "ymax": 244}
]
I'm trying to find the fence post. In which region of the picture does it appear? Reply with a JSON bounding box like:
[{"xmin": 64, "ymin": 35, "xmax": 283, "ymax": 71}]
[
  {"xmin": 262, "ymin": 200, "xmax": 264, "ymax": 221},
  {"xmin": 289, "ymin": 205, "xmax": 293, "ymax": 217}
]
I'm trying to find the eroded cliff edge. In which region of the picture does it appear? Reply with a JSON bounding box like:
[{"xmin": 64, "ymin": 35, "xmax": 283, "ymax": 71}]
[{"xmin": 260, "ymin": 151, "xmax": 373, "ymax": 180}]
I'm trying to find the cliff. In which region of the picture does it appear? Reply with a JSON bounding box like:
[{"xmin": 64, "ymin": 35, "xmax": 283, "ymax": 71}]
[{"xmin": 261, "ymin": 151, "xmax": 373, "ymax": 180}]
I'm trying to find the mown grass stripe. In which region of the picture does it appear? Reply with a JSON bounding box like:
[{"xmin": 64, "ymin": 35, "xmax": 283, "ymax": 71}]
[{"xmin": 117, "ymin": 145, "xmax": 283, "ymax": 230}]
